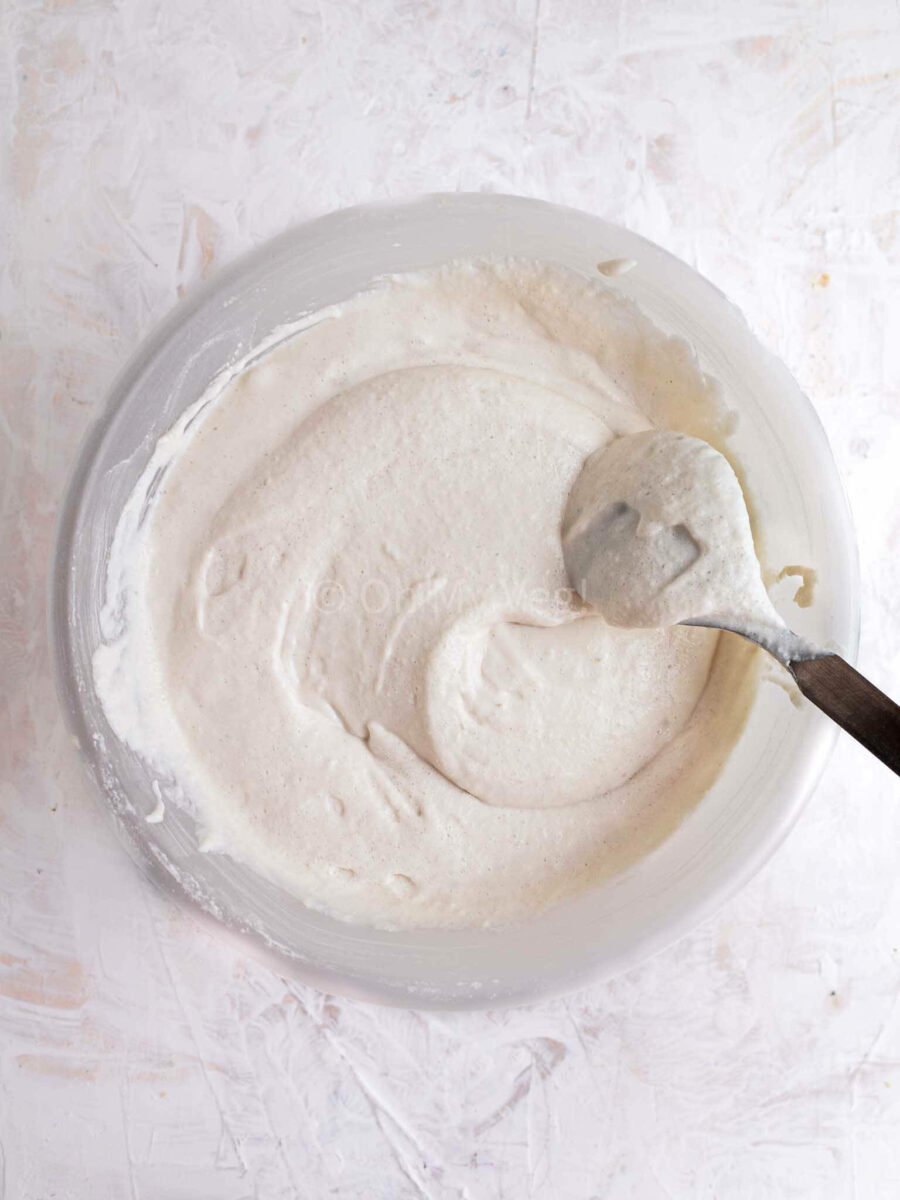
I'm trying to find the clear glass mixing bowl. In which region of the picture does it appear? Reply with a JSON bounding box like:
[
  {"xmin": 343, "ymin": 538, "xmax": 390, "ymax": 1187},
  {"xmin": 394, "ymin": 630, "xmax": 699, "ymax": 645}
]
[{"xmin": 50, "ymin": 194, "xmax": 859, "ymax": 1008}]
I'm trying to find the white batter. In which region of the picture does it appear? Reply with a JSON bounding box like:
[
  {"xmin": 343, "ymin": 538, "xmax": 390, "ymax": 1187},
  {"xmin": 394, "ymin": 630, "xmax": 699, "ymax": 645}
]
[{"xmin": 94, "ymin": 261, "xmax": 761, "ymax": 930}]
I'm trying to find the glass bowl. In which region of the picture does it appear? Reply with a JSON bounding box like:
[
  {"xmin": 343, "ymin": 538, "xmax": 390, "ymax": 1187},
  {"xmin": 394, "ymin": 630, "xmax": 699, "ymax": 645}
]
[{"xmin": 50, "ymin": 194, "xmax": 859, "ymax": 1009}]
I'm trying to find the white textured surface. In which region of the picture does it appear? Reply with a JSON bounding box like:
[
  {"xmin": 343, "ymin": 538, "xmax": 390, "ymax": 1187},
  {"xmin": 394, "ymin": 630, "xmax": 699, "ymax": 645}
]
[{"xmin": 2, "ymin": 1, "xmax": 900, "ymax": 1195}]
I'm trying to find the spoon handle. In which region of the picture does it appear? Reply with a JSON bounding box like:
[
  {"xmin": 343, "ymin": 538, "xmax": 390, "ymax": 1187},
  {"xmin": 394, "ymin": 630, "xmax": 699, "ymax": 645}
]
[{"xmin": 789, "ymin": 655, "xmax": 900, "ymax": 776}]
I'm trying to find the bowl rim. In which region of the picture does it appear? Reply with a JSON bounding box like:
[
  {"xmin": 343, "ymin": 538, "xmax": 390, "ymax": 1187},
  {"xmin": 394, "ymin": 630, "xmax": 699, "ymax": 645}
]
[{"xmin": 48, "ymin": 192, "xmax": 861, "ymax": 1008}]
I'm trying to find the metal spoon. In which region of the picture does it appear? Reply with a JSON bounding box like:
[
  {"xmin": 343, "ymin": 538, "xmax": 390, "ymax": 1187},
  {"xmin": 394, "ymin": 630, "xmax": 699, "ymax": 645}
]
[{"xmin": 562, "ymin": 432, "xmax": 900, "ymax": 776}]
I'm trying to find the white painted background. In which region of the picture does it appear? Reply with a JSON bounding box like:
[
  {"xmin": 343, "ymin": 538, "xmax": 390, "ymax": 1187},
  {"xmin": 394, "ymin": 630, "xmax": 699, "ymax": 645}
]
[{"xmin": 3, "ymin": 1, "xmax": 900, "ymax": 1196}]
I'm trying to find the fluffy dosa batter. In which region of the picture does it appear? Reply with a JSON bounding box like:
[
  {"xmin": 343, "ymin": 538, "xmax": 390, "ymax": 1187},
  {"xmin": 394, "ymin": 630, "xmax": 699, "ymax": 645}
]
[{"xmin": 95, "ymin": 261, "xmax": 759, "ymax": 929}]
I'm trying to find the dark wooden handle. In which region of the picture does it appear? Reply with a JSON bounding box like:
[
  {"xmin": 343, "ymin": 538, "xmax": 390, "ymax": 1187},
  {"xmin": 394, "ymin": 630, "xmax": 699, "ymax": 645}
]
[{"xmin": 790, "ymin": 655, "xmax": 900, "ymax": 776}]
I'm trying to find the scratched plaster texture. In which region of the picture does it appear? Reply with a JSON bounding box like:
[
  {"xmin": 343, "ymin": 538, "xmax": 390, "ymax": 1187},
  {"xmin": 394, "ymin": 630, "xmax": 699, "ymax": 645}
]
[{"xmin": 2, "ymin": 0, "xmax": 900, "ymax": 1196}]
